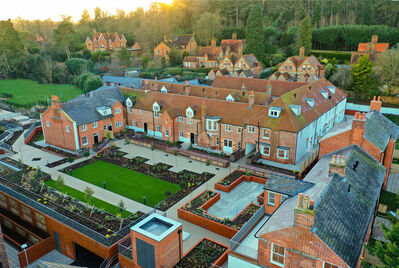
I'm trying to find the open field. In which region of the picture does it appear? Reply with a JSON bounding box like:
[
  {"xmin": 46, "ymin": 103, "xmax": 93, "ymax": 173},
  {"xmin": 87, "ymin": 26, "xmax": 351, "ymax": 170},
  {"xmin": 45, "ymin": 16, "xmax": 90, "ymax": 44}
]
[
  {"xmin": 0, "ymin": 79, "xmax": 82, "ymax": 107},
  {"xmin": 71, "ymin": 160, "xmax": 180, "ymax": 207}
]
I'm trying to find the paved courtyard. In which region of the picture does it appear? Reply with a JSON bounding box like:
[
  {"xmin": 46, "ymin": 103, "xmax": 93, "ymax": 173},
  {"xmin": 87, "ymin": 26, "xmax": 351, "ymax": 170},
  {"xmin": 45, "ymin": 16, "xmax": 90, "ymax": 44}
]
[
  {"xmin": 207, "ymin": 181, "xmax": 264, "ymax": 219},
  {"xmin": 9, "ymin": 130, "xmax": 246, "ymax": 252}
]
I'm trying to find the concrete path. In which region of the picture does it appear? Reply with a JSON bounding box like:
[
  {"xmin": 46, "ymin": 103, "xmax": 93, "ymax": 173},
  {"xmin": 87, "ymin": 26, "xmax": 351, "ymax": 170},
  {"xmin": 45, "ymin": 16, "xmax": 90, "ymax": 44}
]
[
  {"xmin": 386, "ymin": 173, "xmax": 399, "ymax": 194},
  {"xmin": 9, "ymin": 130, "xmax": 248, "ymax": 253}
]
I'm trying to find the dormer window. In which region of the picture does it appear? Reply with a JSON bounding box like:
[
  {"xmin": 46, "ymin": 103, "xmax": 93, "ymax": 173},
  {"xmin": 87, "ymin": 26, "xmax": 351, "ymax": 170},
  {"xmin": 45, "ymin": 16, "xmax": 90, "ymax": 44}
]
[
  {"xmin": 161, "ymin": 86, "xmax": 167, "ymax": 93},
  {"xmin": 289, "ymin": 104, "xmax": 301, "ymax": 116},
  {"xmin": 226, "ymin": 94, "xmax": 234, "ymax": 102},
  {"xmin": 186, "ymin": 107, "xmax": 193, "ymax": 124},
  {"xmin": 206, "ymin": 119, "xmax": 218, "ymax": 131},
  {"xmin": 320, "ymin": 90, "xmax": 329, "ymax": 99},
  {"xmin": 327, "ymin": 86, "xmax": 336, "ymax": 94},
  {"xmin": 126, "ymin": 97, "xmax": 132, "ymax": 107},
  {"xmin": 269, "ymin": 107, "xmax": 283, "ymax": 118},
  {"xmin": 305, "ymin": 98, "xmax": 314, "ymax": 108},
  {"xmin": 97, "ymin": 106, "xmax": 112, "ymax": 116},
  {"xmin": 153, "ymin": 102, "xmax": 160, "ymax": 118}
]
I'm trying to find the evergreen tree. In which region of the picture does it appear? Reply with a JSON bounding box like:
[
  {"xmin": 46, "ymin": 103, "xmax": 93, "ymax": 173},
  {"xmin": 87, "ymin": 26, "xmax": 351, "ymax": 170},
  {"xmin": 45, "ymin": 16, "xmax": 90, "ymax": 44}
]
[
  {"xmin": 311, "ymin": 3, "xmax": 321, "ymax": 27},
  {"xmin": 297, "ymin": 15, "xmax": 312, "ymax": 56},
  {"xmin": 367, "ymin": 218, "xmax": 399, "ymax": 267},
  {"xmin": 245, "ymin": 4, "xmax": 264, "ymax": 60},
  {"xmin": 352, "ymin": 54, "xmax": 379, "ymax": 99}
]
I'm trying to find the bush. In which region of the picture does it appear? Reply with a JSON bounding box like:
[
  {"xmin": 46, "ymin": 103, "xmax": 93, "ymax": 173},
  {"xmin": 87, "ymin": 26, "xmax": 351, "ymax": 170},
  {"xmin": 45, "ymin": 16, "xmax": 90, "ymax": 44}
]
[
  {"xmin": 83, "ymin": 75, "xmax": 103, "ymax": 92},
  {"xmin": 311, "ymin": 51, "xmax": 351, "ymax": 63},
  {"xmin": 165, "ymin": 67, "xmax": 183, "ymax": 75},
  {"xmin": 165, "ymin": 190, "xmax": 171, "ymax": 197},
  {"xmin": 83, "ymin": 151, "xmax": 90, "ymax": 157},
  {"xmin": 65, "ymin": 58, "xmax": 93, "ymax": 75},
  {"xmin": 67, "ymin": 157, "xmax": 74, "ymax": 163},
  {"xmin": 77, "ymin": 72, "xmax": 91, "ymax": 89},
  {"xmin": 179, "ymin": 181, "xmax": 186, "ymax": 189}
]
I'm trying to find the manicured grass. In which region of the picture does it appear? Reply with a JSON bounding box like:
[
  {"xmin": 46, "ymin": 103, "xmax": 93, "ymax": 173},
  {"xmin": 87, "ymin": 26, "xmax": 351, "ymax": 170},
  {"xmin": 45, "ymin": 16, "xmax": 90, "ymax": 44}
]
[
  {"xmin": 45, "ymin": 180, "xmax": 131, "ymax": 218},
  {"xmin": 0, "ymin": 79, "xmax": 82, "ymax": 107},
  {"xmin": 71, "ymin": 160, "xmax": 180, "ymax": 207},
  {"xmin": 379, "ymin": 190, "xmax": 398, "ymax": 213}
]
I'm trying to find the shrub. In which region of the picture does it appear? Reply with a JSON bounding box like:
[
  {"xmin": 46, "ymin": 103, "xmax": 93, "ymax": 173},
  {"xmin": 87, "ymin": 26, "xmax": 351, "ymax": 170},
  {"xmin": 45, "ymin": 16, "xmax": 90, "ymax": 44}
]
[
  {"xmin": 165, "ymin": 190, "xmax": 171, "ymax": 197},
  {"xmin": 67, "ymin": 157, "xmax": 74, "ymax": 163},
  {"xmin": 206, "ymin": 159, "xmax": 211, "ymax": 166},
  {"xmin": 179, "ymin": 181, "xmax": 187, "ymax": 189},
  {"xmin": 83, "ymin": 75, "xmax": 103, "ymax": 92},
  {"xmin": 83, "ymin": 151, "xmax": 90, "ymax": 157},
  {"xmin": 311, "ymin": 51, "xmax": 351, "ymax": 63}
]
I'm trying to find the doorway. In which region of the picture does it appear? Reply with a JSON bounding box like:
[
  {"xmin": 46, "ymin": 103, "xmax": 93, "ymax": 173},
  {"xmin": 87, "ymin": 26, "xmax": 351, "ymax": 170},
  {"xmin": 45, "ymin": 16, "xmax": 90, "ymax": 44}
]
[
  {"xmin": 190, "ymin": 133, "xmax": 195, "ymax": 144},
  {"xmin": 72, "ymin": 243, "xmax": 104, "ymax": 267},
  {"xmin": 144, "ymin": 123, "xmax": 148, "ymax": 133},
  {"xmin": 107, "ymin": 124, "xmax": 113, "ymax": 131},
  {"xmin": 93, "ymin": 134, "xmax": 99, "ymax": 144}
]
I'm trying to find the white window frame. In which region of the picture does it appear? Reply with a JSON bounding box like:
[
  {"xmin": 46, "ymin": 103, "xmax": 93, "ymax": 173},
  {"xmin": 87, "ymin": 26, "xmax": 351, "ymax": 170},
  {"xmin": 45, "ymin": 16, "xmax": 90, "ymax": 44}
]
[
  {"xmin": 270, "ymin": 243, "xmax": 285, "ymax": 267},
  {"xmin": 206, "ymin": 119, "xmax": 218, "ymax": 131},
  {"xmin": 268, "ymin": 192, "xmax": 276, "ymax": 206},
  {"xmin": 92, "ymin": 122, "xmax": 98, "ymax": 128},
  {"xmin": 223, "ymin": 139, "xmax": 233, "ymax": 148},
  {"xmin": 237, "ymin": 141, "xmax": 241, "ymax": 150},
  {"xmin": 132, "ymin": 121, "xmax": 137, "ymax": 127},
  {"xmin": 179, "ymin": 116, "xmax": 184, "ymax": 122},
  {"xmin": 116, "ymin": 121, "xmax": 122, "ymax": 128},
  {"xmin": 66, "ymin": 126, "xmax": 70, "ymax": 133},
  {"xmin": 323, "ymin": 262, "xmax": 339, "ymax": 268},
  {"xmin": 263, "ymin": 128, "xmax": 270, "ymax": 139},
  {"xmin": 187, "ymin": 117, "xmax": 192, "ymax": 124},
  {"xmin": 179, "ymin": 131, "xmax": 184, "ymax": 137},
  {"xmin": 46, "ymin": 121, "xmax": 50, "ymax": 127},
  {"xmin": 277, "ymin": 149, "xmax": 289, "ymax": 159},
  {"xmin": 82, "ymin": 136, "xmax": 88, "ymax": 145},
  {"xmin": 248, "ymin": 125, "xmax": 255, "ymax": 133},
  {"xmin": 154, "ymin": 111, "xmax": 159, "ymax": 118},
  {"xmin": 156, "ymin": 125, "xmax": 161, "ymax": 132},
  {"xmin": 114, "ymin": 108, "xmax": 121, "ymax": 114},
  {"xmin": 262, "ymin": 145, "xmax": 270, "ymax": 156},
  {"xmin": 237, "ymin": 127, "xmax": 242, "ymax": 133},
  {"xmin": 225, "ymin": 125, "xmax": 231, "ymax": 132},
  {"xmin": 139, "ymin": 109, "xmax": 143, "ymax": 115},
  {"xmin": 165, "ymin": 129, "xmax": 169, "ymax": 137},
  {"xmin": 81, "ymin": 124, "xmax": 87, "ymax": 132}
]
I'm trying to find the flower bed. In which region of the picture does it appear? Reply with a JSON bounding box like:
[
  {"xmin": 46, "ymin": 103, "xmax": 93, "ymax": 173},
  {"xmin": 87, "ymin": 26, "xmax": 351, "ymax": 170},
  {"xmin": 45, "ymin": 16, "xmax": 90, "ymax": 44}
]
[
  {"xmin": 0, "ymin": 161, "xmax": 145, "ymax": 241},
  {"xmin": 216, "ymin": 170, "xmax": 245, "ymax": 187},
  {"xmin": 174, "ymin": 238, "xmax": 228, "ymax": 268},
  {"xmin": 178, "ymin": 190, "xmax": 261, "ymax": 238},
  {"xmin": 4, "ymin": 130, "xmax": 22, "ymax": 146},
  {"xmin": 61, "ymin": 146, "xmax": 214, "ymax": 211},
  {"xmin": 215, "ymin": 171, "xmax": 267, "ymax": 193},
  {"xmin": 45, "ymin": 158, "xmax": 70, "ymax": 168},
  {"xmin": 189, "ymin": 147, "xmax": 229, "ymax": 160}
]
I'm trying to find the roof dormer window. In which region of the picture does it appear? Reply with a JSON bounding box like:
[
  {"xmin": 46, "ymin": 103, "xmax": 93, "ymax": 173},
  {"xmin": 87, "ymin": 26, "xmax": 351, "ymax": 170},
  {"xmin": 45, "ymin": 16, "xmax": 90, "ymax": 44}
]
[
  {"xmin": 153, "ymin": 102, "xmax": 160, "ymax": 118},
  {"xmin": 226, "ymin": 94, "xmax": 234, "ymax": 102},
  {"xmin": 269, "ymin": 107, "xmax": 283, "ymax": 118},
  {"xmin": 126, "ymin": 97, "xmax": 132, "ymax": 107},
  {"xmin": 305, "ymin": 98, "xmax": 314, "ymax": 108},
  {"xmin": 320, "ymin": 90, "xmax": 329, "ymax": 99},
  {"xmin": 289, "ymin": 104, "xmax": 301, "ymax": 116},
  {"xmin": 161, "ymin": 86, "xmax": 168, "ymax": 93},
  {"xmin": 327, "ymin": 86, "xmax": 336, "ymax": 94}
]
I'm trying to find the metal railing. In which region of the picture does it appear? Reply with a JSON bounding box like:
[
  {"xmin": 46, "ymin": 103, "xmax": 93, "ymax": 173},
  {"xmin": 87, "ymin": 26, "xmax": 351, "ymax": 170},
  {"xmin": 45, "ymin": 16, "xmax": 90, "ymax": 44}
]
[
  {"xmin": 0, "ymin": 142, "xmax": 12, "ymax": 152},
  {"xmin": 24, "ymin": 121, "xmax": 41, "ymax": 140},
  {"xmin": 118, "ymin": 235, "xmax": 133, "ymax": 259},
  {"xmin": 230, "ymin": 204, "xmax": 265, "ymax": 250}
]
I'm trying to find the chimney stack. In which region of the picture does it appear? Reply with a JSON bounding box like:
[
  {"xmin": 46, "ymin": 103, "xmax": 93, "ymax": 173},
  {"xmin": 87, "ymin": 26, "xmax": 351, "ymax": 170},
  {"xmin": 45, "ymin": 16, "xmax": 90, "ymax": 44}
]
[
  {"xmin": 211, "ymin": 38, "xmax": 216, "ymax": 47},
  {"xmin": 232, "ymin": 33, "xmax": 237, "ymax": 40},
  {"xmin": 51, "ymin": 95, "xmax": 62, "ymax": 110},
  {"xmin": 329, "ymin": 154, "xmax": 346, "ymax": 177},
  {"xmin": 184, "ymin": 80, "xmax": 190, "ymax": 96},
  {"xmin": 295, "ymin": 193, "xmax": 315, "ymax": 228},
  {"xmin": 153, "ymin": 77, "xmax": 158, "ymax": 91},
  {"xmin": 266, "ymin": 84, "xmax": 272, "ymax": 95},
  {"xmin": 371, "ymin": 35, "xmax": 378, "ymax": 44},
  {"xmin": 248, "ymin": 91, "xmax": 255, "ymax": 109},
  {"xmin": 201, "ymin": 101, "xmax": 207, "ymax": 131},
  {"xmin": 370, "ymin": 96, "xmax": 382, "ymax": 112},
  {"xmin": 352, "ymin": 112, "xmax": 366, "ymax": 144},
  {"xmin": 241, "ymin": 83, "xmax": 246, "ymax": 95},
  {"xmin": 299, "ymin": 46, "xmax": 305, "ymax": 58}
]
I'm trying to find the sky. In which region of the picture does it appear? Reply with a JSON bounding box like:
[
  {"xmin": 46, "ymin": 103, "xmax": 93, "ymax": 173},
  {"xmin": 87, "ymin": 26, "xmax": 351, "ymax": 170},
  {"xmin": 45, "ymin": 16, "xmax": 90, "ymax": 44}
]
[{"xmin": 1, "ymin": 0, "xmax": 173, "ymax": 21}]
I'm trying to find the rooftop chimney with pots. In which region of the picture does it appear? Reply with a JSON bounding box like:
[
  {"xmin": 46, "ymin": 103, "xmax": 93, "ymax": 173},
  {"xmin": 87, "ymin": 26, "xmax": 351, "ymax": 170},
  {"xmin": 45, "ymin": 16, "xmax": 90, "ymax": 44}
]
[
  {"xmin": 352, "ymin": 112, "xmax": 366, "ymax": 144},
  {"xmin": 299, "ymin": 46, "xmax": 305, "ymax": 58},
  {"xmin": 153, "ymin": 77, "xmax": 158, "ymax": 91},
  {"xmin": 248, "ymin": 91, "xmax": 255, "ymax": 109},
  {"xmin": 266, "ymin": 84, "xmax": 272, "ymax": 95},
  {"xmin": 232, "ymin": 33, "xmax": 237, "ymax": 40},
  {"xmin": 184, "ymin": 80, "xmax": 190, "ymax": 96},
  {"xmin": 294, "ymin": 193, "xmax": 315, "ymax": 228},
  {"xmin": 329, "ymin": 154, "xmax": 346, "ymax": 177},
  {"xmin": 370, "ymin": 96, "xmax": 382, "ymax": 112},
  {"xmin": 51, "ymin": 95, "xmax": 62, "ymax": 110},
  {"xmin": 371, "ymin": 35, "xmax": 378, "ymax": 44}
]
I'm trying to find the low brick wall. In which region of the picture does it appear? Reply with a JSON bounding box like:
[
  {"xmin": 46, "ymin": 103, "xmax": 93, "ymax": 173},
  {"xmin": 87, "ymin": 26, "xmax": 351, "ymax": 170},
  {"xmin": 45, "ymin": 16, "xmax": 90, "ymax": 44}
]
[
  {"xmin": 18, "ymin": 236, "xmax": 55, "ymax": 267},
  {"xmin": 24, "ymin": 126, "xmax": 42, "ymax": 144},
  {"xmin": 215, "ymin": 174, "xmax": 267, "ymax": 193}
]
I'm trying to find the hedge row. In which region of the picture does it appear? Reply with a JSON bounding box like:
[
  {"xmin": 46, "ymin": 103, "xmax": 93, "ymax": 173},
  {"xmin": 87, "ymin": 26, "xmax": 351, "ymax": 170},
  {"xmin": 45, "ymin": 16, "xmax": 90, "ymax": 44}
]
[
  {"xmin": 311, "ymin": 51, "xmax": 352, "ymax": 62},
  {"xmin": 165, "ymin": 67, "xmax": 212, "ymax": 75}
]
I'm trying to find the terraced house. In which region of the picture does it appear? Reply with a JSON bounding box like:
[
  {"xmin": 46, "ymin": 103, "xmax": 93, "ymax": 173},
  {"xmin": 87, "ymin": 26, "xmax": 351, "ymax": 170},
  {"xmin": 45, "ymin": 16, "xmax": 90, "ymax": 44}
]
[
  {"xmin": 41, "ymin": 87, "xmax": 125, "ymax": 151},
  {"xmin": 85, "ymin": 29, "xmax": 127, "ymax": 52},
  {"xmin": 125, "ymin": 78, "xmax": 346, "ymax": 173},
  {"xmin": 154, "ymin": 34, "xmax": 198, "ymax": 60}
]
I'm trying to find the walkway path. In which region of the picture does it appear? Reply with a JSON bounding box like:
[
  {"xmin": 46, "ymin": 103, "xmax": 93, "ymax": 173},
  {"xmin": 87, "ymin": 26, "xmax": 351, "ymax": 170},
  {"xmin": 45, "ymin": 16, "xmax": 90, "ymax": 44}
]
[
  {"xmin": 10, "ymin": 130, "xmax": 248, "ymax": 252},
  {"xmin": 386, "ymin": 173, "xmax": 399, "ymax": 194}
]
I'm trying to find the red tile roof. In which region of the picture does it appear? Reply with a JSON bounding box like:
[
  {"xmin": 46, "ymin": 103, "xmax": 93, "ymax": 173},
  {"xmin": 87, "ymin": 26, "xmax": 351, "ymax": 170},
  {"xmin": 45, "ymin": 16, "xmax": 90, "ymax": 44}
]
[
  {"xmin": 220, "ymin": 39, "xmax": 245, "ymax": 53},
  {"xmin": 198, "ymin": 46, "xmax": 221, "ymax": 60},
  {"xmin": 358, "ymin": 43, "xmax": 389, "ymax": 53}
]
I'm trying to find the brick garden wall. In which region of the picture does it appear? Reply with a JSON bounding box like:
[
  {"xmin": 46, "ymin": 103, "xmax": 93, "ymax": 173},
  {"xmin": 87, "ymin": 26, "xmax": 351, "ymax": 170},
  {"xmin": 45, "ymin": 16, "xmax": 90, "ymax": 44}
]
[{"xmin": 0, "ymin": 225, "xmax": 10, "ymax": 268}]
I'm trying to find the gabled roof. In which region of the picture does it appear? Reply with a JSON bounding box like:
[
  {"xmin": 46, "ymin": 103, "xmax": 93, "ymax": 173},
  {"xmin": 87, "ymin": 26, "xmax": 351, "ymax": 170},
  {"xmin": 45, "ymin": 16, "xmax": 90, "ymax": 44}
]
[
  {"xmin": 284, "ymin": 55, "xmax": 322, "ymax": 69},
  {"xmin": 241, "ymin": 54, "xmax": 259, "ymax": 67},
  {"xmin": 163, "ymin": 34, "xmax": 194, "ymax": 49},
  {"xmin": 183, "ymin": 56, "xmax": 198, "ymax": 63},
  {"xmin": 220, "ymin": 39, "xmax": 245, "ymax": 53},
  {"xmin": 212, "ymin": 76, "xmax": 307, "ymax": 95},
  {"xmin": 358, "ymin": 43, "xmax": 389, "ymax": 53},
  {"xmin": 217, "ymin": 69, "xmax": 230, "ymax": 75},
  {"xmin": 264, "ymin": 175, "xmax": 314, "ymax": 196},
  {"xmin": 92, "ymin": 32, "xmax": 125, "ymax": 43},
  {"xmin": 62, "ymin": 86, "xmax": 124, "ymax": 126},
  {"xmin": 197, "ymin": 46, "xmax": 221, "ymax": 60}
]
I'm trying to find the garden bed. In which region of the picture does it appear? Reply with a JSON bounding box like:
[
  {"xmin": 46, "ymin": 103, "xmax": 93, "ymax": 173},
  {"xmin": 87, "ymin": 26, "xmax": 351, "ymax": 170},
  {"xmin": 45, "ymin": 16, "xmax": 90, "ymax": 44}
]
[
  {"xmin": 215, "ymin": 171, "xmax": 267, "ymax": 193},
  {"xmin": 216, "ymin": 170, "xmax": 246, "ymax": 187},
  {"xmin": 4, "ymin": 130, "xmax": 22, "ymax": 145},
  {"xmin": 178, "ymin": 190, "xmax": 261, "ymax": 238},
  {"xmin": 174, "ymin": 238, "xmax": 228, "ymax": 268},
  {"xmin": 60, "ymin": 146, "xmax": 214, "ymax": 211}
]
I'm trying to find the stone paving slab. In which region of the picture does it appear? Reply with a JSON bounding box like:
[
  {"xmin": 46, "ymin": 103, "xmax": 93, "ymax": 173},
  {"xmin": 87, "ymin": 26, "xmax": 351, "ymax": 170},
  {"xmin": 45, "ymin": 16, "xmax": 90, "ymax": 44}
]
[
  {"xmin": 372, "ymin": 216, "xmax": 391, "ymax": 242},
  {"xmin": 387, "ymin": 173, "xmax": 399, "ymax": 194}
]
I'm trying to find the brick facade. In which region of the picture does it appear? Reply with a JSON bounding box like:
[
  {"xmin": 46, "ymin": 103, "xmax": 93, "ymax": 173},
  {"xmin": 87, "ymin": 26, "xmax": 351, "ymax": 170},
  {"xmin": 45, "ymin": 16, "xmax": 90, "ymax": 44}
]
[
  {"xmin": 85, "ymin": 30, "xmax": 127, "ymax": 52},
  {"xmin": 0, "ymin": 225, "xmax": 10, "ymax": 268}
]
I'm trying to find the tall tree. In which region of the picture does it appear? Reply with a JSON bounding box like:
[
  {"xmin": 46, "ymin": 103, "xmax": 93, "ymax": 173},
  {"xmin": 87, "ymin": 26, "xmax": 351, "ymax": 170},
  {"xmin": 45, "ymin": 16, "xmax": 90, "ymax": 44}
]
[
  {"xmin": 352, "ymin": 54, "xmax": 379, "ymax": 99},
  {"xmin": 297, "ymin": 15, "xmax": 312, "ymax": 55},
  {"xmin": 245, "ymin": 4, "xmax": 264, "ymax": 60},
  {"xmin": 311, "ymin": 2, "xmax": 321, "ymax": 27},
  {"xmin": 193, "ymin": 12, "xmax": 223, "ymax": 45},
  {"xmin": 374, "ymin": 48, "xmax": 399, "ymax": 96},
  {"xmin": 53, "ymin": 20, "xmax": 80, "ymax": 51},
  {"xmin": 80, "ymin": 9, "xmax": 91, "ymax": 24},
  {"xmin": 117, "ymin": 47, "xmax": 131, "ymax": 67}
]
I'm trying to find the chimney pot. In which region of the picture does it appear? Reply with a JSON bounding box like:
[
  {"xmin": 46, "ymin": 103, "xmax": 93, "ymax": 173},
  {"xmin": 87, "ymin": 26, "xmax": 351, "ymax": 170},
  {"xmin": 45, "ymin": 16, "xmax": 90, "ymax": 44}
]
[
  {"xmin": 332, "ymin": 154, "xmax": 337, "ymax": 164},
  {"xmin": 370, "ymin": 96, "xmax": 382, "ymax": 112},
  {"xmin": 309, "ymin": 200, "xmax": 315, "ymax": 210},
  {"xmin": 297, "ymin": 193, "xmax": 303, "ymax": 208},
  {"xmin": 303, "ymin": 195, "xmax": 309, "ymax": 209}
]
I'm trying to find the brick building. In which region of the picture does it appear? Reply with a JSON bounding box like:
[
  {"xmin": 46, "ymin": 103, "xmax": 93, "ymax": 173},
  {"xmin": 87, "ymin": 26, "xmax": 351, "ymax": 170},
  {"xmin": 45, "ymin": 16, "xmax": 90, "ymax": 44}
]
[
  {"xmin": 351, "ymin": 35, "xmax": 389, "ymax": 64},
  {"xmin": 41, "ymin": 87, "xmax": 126, "ymax": 151},
  {"xmin": 0, "ymin": 225, "xmax": 10, "ymax": 268},
  {"xmin": 270, "ymin": 47, "xmax": 325, "ymax": 82},
  {"xmin": 229, "ymin": 144, "xmax": 386, "ymax": 268},
  {"xmin": 154, "ymin": 34, "xmax": 198, "ymax": 60},
  {"xmin": 85, "ymin": 30, "xmax": 127, "ymax": 52},
  {"xmin": 125, "ymin": 78, "xmax": 346, "ymax": 173},
  {"xmin": 319, "ymin": 96, "xmax": 399, "ymax": 190}
]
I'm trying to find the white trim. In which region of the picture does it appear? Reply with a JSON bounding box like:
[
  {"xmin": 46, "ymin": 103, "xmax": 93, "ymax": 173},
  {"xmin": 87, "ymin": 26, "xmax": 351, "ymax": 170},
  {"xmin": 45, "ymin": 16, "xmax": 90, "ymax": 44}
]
[
  {"xmin": 267, "ymin": 191, "xmax": 276, "ymax": 206},
  {"xmin": 277, "ymin": 148, "xmax": 289, "ymax": 159},
  {"xmin": 270, "ymin": 243, "xmax": 285, "ymax": 267},
  {"xmin": 40, "ymin": 114, "xmax": 47, "ymax": 144},
  {"xmin": 73, "ymin": 121, "xmax": 80, "ymax": 150}
]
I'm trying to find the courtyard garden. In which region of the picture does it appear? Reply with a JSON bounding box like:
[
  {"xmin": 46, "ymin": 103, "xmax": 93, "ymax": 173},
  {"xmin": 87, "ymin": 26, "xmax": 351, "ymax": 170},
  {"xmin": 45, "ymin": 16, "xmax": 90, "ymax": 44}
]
[
  {"xmin": 61, "ymin": 146, "xmax": 214, "ymax": 211},
  {"xmin": 0, "ymin": 79, "xmax": 82, "ymax": 108}
]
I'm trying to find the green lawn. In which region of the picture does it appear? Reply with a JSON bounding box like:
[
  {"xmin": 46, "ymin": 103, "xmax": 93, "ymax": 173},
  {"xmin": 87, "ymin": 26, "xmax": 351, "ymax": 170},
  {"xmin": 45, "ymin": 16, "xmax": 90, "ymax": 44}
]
[
  {"xmin": 71, "ymin": 160, "xmax": 180, "ymax": 207},
  {"xmin": 379, "ymin": 190, "xmax": 398, "ymax": 213},
  {"xmin": 0, "ymin": 79, "xmax": 83, "ymax": 107},
  {"xmin": 45, "ymin": 180, "xmax": 131, "ymax": 218}
]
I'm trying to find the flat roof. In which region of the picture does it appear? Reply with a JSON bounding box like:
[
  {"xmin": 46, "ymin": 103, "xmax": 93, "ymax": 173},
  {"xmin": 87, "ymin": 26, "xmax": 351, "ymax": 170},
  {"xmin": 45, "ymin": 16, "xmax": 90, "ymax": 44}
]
[{"xmin": 131, "ymin": 213, "xmax": 181, "ymax": 242}]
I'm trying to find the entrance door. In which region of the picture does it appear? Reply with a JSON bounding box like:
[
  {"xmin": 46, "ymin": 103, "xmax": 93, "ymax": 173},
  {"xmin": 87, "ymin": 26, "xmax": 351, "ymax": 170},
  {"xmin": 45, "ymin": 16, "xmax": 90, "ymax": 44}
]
[
  {"xmin": 190, "ymin": 133, "xmax": 195, "ymax": 144},
  {"xmin": 93, "ymin": 134, "xmax": 99, "ymax": 144},
  {"xmin": 108, "ymin": 124, "xmax": 113, "ymax": 131},
  {"xmin": 144, "ymin": 123, "xmax": 148, "ymax": 133},
  {"xmin": 53, "ymin": 231, "xmax": 61, "ymax": 252}
]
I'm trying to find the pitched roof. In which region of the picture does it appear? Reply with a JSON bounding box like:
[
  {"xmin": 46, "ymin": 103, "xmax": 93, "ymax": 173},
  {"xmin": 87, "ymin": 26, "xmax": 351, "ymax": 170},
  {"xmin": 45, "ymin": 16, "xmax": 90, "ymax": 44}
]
[
  {"xmin": 103, "ymin": 76, "xmax": 145, "ymax": 88},
  {"xmin": 260, "ymin": 145, "xmax": 385, "ymax": 268},
  {"xmin": 62, "ymin": 86, "xmax": 124, "ymax": 126},
  {"xmin": 264, "ymin": 175, "xmax": 314, "ymax": 196},
  {"xmin": 285, "ymin": 55, "xmax": 322, "ymax": 69},
  {"xmin": 211, "ymin": 76, "xmax": 307, "ymax": 95},
  {"xmin": 183, "ymin": 56, "xmax": 198, "ymax": 63},
  {"xmin": 217, "ymin": 69, "xmax": 230, "ymax": 75},
  {"xmin": 92, "ymin": 32, "xmax": 125, "ymax": 43},
  {"xmin": 241, "ymin": 54, "xmax": 259, "ymax": 67},
  {"xmin": 198, "ymin": 46, "xmax": 221, "ymax": 60},
  {"xmin": 220, "ymin": 39, "xmax": 245, "ymax": 53},
  {"xmin": 358, "ymin": 43, "xmax": 389, "ymax": 53},
  {"xmin": 164, "ymin": 34, "xmax": 193, "ymax": 49}
]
